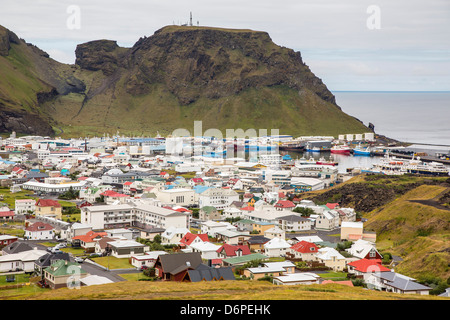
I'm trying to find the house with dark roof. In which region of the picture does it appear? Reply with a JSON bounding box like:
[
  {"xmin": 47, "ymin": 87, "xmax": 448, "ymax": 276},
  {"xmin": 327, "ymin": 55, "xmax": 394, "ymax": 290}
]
[
  {"xmin": 24, "ymin": 171, "xmax": 49, "ymax": 182},
  {"xmin": 2, "ymin": 241, "xmax": 36, "ymax": 255},
  {"xmin": 154, "ymin": 252, "xmax": 203, "ymax": 281},
  {"xmin": 245, "ymin": 235, "xmax": 271, "ymax": 253},
  {"xmin": 185, "ymin": 264, "xmax": 236, "ymax": 282},
  {"xmin": 34, "ymin": 252, "xmax": 71, "ymax": 279},
  {"xmin": 278, "ymin": 214, "xmax": 312, "ymax": 232},
  {"xmin": 366, "ymin": 271, "xmax": 432, "ymax": 295}
]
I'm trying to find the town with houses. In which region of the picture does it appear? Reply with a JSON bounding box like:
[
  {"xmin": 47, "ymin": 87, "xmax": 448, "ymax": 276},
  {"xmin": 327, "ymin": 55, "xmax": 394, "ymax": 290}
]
[{"xmin": 0, "ymin": 131, "xmax": 447, "ymax": 298}]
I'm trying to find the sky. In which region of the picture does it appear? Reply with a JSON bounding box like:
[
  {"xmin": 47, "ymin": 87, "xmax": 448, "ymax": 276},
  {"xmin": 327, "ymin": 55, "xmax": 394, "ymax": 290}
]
[{"xmin": 1, "ymin": 0, "xmax": 449, "ymax": 91}]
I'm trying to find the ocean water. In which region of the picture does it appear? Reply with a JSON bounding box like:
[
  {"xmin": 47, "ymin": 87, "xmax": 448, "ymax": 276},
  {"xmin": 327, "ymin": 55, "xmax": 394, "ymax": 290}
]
[{"xmin": 333, "ymin": 91, "xmax": 450, "ymax": 147}]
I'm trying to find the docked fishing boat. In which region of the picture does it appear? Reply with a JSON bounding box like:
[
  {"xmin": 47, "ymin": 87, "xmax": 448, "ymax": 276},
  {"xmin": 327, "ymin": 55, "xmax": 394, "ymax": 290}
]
[
  {"xmin": 295, "ymin": 157, "xmax": 317, "ymax": 165},
  {"xmin": 374, "ymin": 153, "xmax": 450, "ymax": 176},
  {"xmin": 405, "ymin": 161, "xmax": 449, "ymax": 176},
  {"xmin": 279, "ymin": 142, "xmax": 305, "ymax": 151},
  {"xmin": 330, "ymin": 145, "xmax": 351, "ymax": 155},
  {"xmin": 316, "ymin": 157, "xmax": 338, "ymax": 166},
  {"xmin": 352, "ymin": 144, "xmax": 372, "ymax": 156}
]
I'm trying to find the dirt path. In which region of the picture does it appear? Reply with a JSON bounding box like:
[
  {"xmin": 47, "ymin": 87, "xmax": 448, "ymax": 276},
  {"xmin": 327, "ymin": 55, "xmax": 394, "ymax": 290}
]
[{"xmin": 408, "ymin": 199, "xmax": 450, "ymax": 211}]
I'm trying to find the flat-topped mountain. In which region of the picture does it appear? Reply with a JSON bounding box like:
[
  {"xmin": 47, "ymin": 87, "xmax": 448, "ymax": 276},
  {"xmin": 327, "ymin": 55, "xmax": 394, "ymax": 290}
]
[{"xmin": 0, "ymin": 25, "xmax": 369, "ymax": 137}]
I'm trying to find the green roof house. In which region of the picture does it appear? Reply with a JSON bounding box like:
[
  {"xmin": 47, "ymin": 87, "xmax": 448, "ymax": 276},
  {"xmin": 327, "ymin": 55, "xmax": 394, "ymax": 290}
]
[{"xmin": 44, "ymin": 260, "xmax": 89, "ymax": 290}]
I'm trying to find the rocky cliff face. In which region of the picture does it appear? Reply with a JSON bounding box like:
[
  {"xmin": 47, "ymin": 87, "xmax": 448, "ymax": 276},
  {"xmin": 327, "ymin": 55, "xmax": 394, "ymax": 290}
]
[
  {"xmin": 0, "ymin": 25, "xmax": 20, "ymax": 56},
  {"xmin": 75, "ymin": 40, "xmax": 123, "ymax": 76},
  {"xmin": 1, "ymin": 24, "xmax": 367, "ymax": 137},
  {"xmin": 0, "ymin": 111, "xmax": 55, "ymax": 136},
  {"xmin": 0, "ymin": 25, "xmax": 89, "ymax": 136},
  {"xmin": 75, "ymin": 26, "xmax": 337, "ymax": 106}
]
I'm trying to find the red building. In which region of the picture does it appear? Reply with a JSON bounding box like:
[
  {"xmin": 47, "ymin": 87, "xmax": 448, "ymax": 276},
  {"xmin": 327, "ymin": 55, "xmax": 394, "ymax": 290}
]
[
  {"xmin": 0, "ymin": 235, "xmax": 18, "ymax": 247},
  {"xmin": 216, "ymin": 243, "xmax": 251, "ymax": 259},
  {"xmin": 154, "ymin": 252, "xmax": 203, "ymax": 281}
]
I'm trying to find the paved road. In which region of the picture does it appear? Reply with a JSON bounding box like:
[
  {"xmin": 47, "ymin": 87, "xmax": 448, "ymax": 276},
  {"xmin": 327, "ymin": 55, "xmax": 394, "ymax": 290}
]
[
  {"xmin": 76, "ymin": 259, "xmax": 136, "ymax": 283},
  {"xmin": 14, "ymin": 240, "xmax": 140, "ymax": 283}
]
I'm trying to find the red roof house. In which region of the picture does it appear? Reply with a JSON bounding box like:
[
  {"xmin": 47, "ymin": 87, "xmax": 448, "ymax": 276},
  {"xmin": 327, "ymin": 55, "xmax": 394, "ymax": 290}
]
[
  {"xmin": 36, "ymin": 199, "xmax": 61, "ymax": 208},
  {"xmin": 24, "ymin": 222, "xmax": 54, "ymax": 240},
  {"xmin": 347, "ymin": 258, "xmax": 390, "ymax": 275},
  {"xmin": 216, "ymin": 243, "xmax": 251, "ymax": 258},
  {"xmin": 274, "ymin": 200, "xmax": 295, "ymax": 210},
  {"xmin": 72, "ymin": 230, "xmax": 108, "ymax": 253},
  {"xmin": 179, "ymin": 232, "xmax": 209, "ymax": 248},
  {"xmin": 326, "ymin": 203, "xmax": 340, "ymax": 210},
  {"xmin": 290, "ymin": 241, "xmax": 319, "ymax": 261}
]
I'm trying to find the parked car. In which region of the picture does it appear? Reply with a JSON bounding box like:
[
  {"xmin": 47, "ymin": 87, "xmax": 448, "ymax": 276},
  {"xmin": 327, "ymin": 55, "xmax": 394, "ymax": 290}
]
[
  {"xmin": 51, "ymin": 248, "xmax": 63, "ymax": 254},
  {"xmin": 74, "ymin": 257, "xmax": 84, "ymax": 263}
]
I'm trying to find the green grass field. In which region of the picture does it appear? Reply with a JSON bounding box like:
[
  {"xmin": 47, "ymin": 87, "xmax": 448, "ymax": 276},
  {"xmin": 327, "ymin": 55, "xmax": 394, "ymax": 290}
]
[{"xmin": 91, "ymin": 256, "xmax": 134, "ymax": 270}]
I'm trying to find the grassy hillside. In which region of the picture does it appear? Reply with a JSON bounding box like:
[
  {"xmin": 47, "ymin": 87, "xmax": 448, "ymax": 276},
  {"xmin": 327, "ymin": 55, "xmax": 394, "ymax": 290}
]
[
  {"xmin": 305, "ymin": 175, "xmax": 450, "ymax": 281},
  {"xmin": 8, "ymin": 279, "xmax": 446, "ymax": 300},
  {"xmin": 1, "ymin": 24, "xmax": 369, "ymax": 138},
  {"xmin": 47, "ymin": 84, "xmax": 368, "ymax": 138}
]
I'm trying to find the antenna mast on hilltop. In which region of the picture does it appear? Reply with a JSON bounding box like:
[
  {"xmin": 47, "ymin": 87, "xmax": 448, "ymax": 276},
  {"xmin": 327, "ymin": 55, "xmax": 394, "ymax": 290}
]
[{"xmin": 190, "ymin": 12, "xmax": 193, "ymax": 26}]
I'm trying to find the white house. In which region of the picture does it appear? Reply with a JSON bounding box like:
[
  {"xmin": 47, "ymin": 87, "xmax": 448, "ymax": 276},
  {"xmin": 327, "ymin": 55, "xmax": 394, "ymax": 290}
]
[
  {"xmin": 264, "ymin": 226, "xmax": 285, "ymax": 240},
  {"xmin": 366, "ymin": 271, "xmax": 432, "ymax": 295},
  {"xmin": 273, "ymin": 272, "xmax": 321, "ymax": 285},
  {"xmin": 188, "ymin": 241, "xmax": 221, "ymax": 260},
  {"xmin": 0, "ymin": 249, "xmax": 48, "ymax": 273},
  {"xmin": 200, "ymin": 221, "xmax": 237, "ymax": 238},
  {"xmin": 107, "ymin": 240, "xmax": 149, "ymax": 258},
  {"xmin": 315, "ymin": 210, "xmax": 340, "ymax": 231},
  {"xmin": 346, "ymin": 239, "xmax": 381, "ymax": 259},
  {"xmin": 316, "ymin": 247, "xmax": 347, "ymax": 271},
  {"xmin": 131, "ymin": 251, "xmax": 168, "ymax": 269},
  {"xmin": 79, "ymin": 185, "xmax": 113, "ymax": 203},
  {"xmin": 263, "ymin": 237, "xmax": 291, "ymax": 258},
  {"xmin": 160, "ymin": 227, "xmax": 190, "ymax": 245},
  {"xmin": 106, "ymin": 228, "xmax": 134, "ymax": 240},
  {"xmin": 24, "ymin": 222, "xmax": 54, "ymax": 240},
  {"xmin": 223, "ymin": 207, "xmax": 243, "ymax": 220}
]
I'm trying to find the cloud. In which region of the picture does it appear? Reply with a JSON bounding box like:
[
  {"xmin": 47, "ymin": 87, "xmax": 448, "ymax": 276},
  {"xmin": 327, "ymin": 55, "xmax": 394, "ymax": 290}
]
[{"xmin": 1, "ymin": 0, "xmax": 449, "ymax": 90}]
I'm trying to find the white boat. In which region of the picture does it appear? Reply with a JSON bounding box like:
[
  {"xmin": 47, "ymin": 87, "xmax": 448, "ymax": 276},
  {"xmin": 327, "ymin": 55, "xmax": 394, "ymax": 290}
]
[{"xmin": 374, "ymin": 153, "xmax": 449, "ymax": 176}]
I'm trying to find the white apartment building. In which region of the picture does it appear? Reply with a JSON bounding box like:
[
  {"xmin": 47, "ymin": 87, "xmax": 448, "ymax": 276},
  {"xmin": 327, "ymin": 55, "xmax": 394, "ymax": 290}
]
[
  {"xmin": 277, "ymin": 214, "xmax": 312, "ymax": 232},
  {"xmin": 81, "ymin": 202, "xmax": 189, "ymax": 230},
  {"xmin": 259, "ymin": 154, "xmax": 281, "ymax": 167},
  {"xmin": 263, "ymin": 170, "xmax": 291, "ymax": 185},
  {"xmin": 21, "ymin": 180, "xmax": 87, "ymax": 193},
  {"xmin": 15, "ymin": 199, "xmax": 35, "ymax": 214},
  {"xmin": 198, "ymin": 187, "xmax": 239, "ymax": 210},
  {"xmin": 154, "ymin": 188, "xmax": 196, "ymax": 207}
]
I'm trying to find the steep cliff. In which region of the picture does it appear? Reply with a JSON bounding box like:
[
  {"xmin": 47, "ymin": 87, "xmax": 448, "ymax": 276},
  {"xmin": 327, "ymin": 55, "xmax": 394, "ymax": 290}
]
[{"xmin": 1, "ymin": 24, "xmax": 368, "ymax": 137}]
